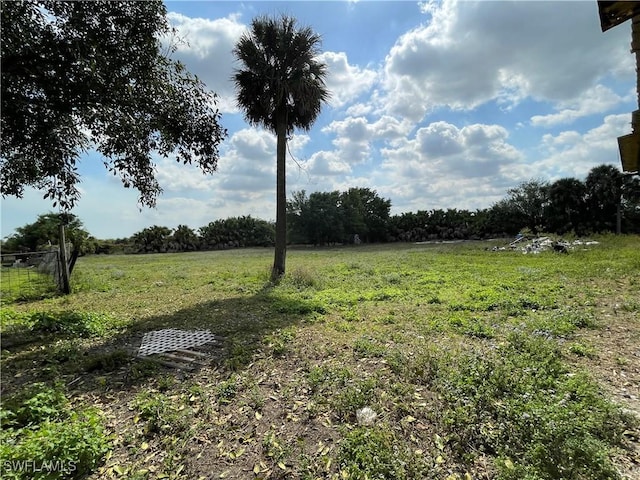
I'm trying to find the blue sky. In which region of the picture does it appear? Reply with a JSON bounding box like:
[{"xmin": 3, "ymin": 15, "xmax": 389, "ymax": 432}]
[{"xmin": 1, "ymin": 0, "xmax": 637, "ymax": 240}]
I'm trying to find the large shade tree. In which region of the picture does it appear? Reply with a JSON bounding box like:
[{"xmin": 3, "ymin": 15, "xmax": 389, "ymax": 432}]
[
  {"xmin": 1, "ymin": 1, "xmax": 226, "ymax": 210},
  {"xmin": 233, "ymin": 15, "xmax": 329, "ymax": 281}
]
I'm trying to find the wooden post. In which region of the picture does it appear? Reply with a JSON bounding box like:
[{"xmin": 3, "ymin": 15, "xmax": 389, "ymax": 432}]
[{"xmin": 58, "ymin": 223, "xmax": 71, "ymax": 294}]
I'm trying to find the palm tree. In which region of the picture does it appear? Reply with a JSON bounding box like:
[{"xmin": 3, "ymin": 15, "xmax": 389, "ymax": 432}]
[{"xmin": 233, "ymin": 15, "xmax": 329, "ymax": 281}]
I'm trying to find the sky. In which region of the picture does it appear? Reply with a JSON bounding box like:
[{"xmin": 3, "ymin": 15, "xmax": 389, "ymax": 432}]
[{"xmin": 1, "ymin": 0, "xmax": 637, "ymax": 240}]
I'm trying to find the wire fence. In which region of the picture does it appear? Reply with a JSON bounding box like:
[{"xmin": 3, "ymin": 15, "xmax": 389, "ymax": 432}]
[{"xmin": 1, "ymin": 250, "xmax": 65, "ymax": 302}]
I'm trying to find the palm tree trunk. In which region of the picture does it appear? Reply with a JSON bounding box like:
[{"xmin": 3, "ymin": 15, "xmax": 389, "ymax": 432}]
[{"xmin": 272, "ymin": 109, "xmax": 288, "ymax": 281}]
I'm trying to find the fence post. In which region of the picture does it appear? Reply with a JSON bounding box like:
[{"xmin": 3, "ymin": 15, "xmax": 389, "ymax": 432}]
[{"xmin": 58, "ymin": 223, "xmax": 71, "ymax": 294}]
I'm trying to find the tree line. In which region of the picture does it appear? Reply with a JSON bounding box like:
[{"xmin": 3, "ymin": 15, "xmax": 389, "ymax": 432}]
[{"xmin": 3, "ymin": 164, "xmax": 638, "ymax": 255}]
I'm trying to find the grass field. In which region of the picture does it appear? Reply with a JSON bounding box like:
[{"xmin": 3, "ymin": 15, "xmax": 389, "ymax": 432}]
[{"xmin": 1, "ymin": 236, "xmax": 639, "ymax": 479}]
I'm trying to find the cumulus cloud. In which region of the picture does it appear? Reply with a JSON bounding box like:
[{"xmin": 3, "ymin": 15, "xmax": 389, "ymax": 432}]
[
  {"xmin": 167, "ymin": 12, "xmax": 246, "ymax": 113},
  {"xmin": 215, "ymin": 128, "xmax": 276, "ymax": 193},
  {"xmin": 318, "ymin": 51, "xmax": 377, "ymax": 108},
  {"xmin": 534, "ymin": 113, "xmax": 630, "ymax": 179},
  {"xmin": 383, "ymin": 0, "xmax": 633, "ymax": 121},
  {"xmin": 376, "ymin": 121, "xmax": 524, "ymax": 213},
  {"xmin": 531, "ymin": 85, "xmax": 624, "ymax": 127}
]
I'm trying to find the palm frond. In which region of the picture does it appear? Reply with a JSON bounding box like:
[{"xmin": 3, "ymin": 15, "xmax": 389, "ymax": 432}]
[{"xmin": 233, "ymin": 14, "xmax": 330, "ymax": 134}]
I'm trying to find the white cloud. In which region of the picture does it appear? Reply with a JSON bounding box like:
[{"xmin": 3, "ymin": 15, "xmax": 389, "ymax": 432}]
[
  {"xmin": 382, "ymin": 0, "xmax": 633, "ymax": 121},
  {"xmin": 167, "ymin": 12, "xmax": 246, "ymax": 113},
  {"xmin": 377, "ymin": 121, "xmax": 524, "ymax": 213},
  {"xmin": 319, "ymin": 51, "xmax": 377, "ymax": 108},
  {"xmin": 155, "ymin": 159, "xmax": 216, "ymax": 192},
  {"xmin": 304, "ymin": 150, "xmax": 352, "ymax": 177},
  {"xmin": 535, "ymin": 113, "xmax": 630, "ymax": 179},
  {"xmin": 531, "ymin": 85, "xmax": 624, "ymax": 127}
]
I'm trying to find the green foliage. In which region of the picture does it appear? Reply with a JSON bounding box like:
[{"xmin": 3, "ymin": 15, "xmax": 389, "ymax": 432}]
[
  {"xmin": 1, "ymin": 0, "xmax": 225, "ymax": 209},
  {"xmin": 1, "ymin": 213, "xmax": 90, "ymax": 253},
  {"xmin": 0, "ymin": 268, "xmax": 59, "ymax": 304},
  {"xmin": 264, "ymin": 328, "xmax": 296, "ymax": 357},
  {"xmin": 331, "ymin": 378, "xmax": 378, "ymax": 421},
  {"xmin": 233, "ymin": 15, "xmax": 329, "ymax": 135},
  {"xmin": 29, "ymin": 311, "xmax": 115, "ymax": 337},
  {"xmin": 215, "ymin": 375, "xmax": 239, "ymax": 404},
  {"xmin": 338, "ymin": 426, "xmax": 415, "ymax": 479},
  {"xmin": 284, "ymin": 266, "xmax": 321, "ymax": 289},
  {"xmin": 287, "ymin": 188, "xmax": 391, "ymax": 245},
  {"xmin": 306, "ymin": 365, "xmax": 353, "ymax": 393},
  {"xmin": 132, "ymin": 391, "xmax": 189, "ymax": 436},
  {"xmin": 0, "ymin": 384, "xmax": 110, "ymax": 479},
  {"xmin": 130, "ymin": 225, "xmax": 173, "ymax": 254},
  {"xmin": 434, "ymin": 334, "xmax": 628, "ymax": 480},
  {"xmin": 199, "ymin": 215, "xmax": 274, "ymax": 249},
  {"xmin": 353, "ymin": 336, "xmax": 386, "ymax": 358},
  {"xmin": 267, "ymin": 290, "xmax": 327, "ymax": 315}
]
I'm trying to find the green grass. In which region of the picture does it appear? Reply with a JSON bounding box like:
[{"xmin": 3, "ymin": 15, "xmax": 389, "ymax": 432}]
[{"xmin": 0, "ymin": 236, "xmax": 638, "ymax": 479}]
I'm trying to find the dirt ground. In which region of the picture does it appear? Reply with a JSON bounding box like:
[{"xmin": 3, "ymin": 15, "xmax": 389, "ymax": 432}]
[{"xmin": 571, "ymin": 302, "xmax": 640, "ymax": 479}]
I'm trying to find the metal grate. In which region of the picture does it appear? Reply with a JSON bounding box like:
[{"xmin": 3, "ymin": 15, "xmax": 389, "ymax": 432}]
[{"xmin": 137, "ymin": 328, "xmax": 220, "ymax": 357}]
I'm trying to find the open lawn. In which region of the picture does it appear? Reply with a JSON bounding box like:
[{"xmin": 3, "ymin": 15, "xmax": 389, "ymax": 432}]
[{"xmin": 1, "ymin": 237, "xmax": 639, "ymax": 479}]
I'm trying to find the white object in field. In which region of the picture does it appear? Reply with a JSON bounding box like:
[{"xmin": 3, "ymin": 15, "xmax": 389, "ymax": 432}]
[
  {"xmin": 356, "ymin": 406, "xmax": 377, "ymax": 426},
  {"xmin": 137, "ymin": 328, "xmax": 220, "ymax": 357}
]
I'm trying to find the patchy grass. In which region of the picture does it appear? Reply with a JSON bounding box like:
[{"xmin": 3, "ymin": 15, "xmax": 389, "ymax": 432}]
[{"xmin": 0, "ymin": 236, "xmax": 638, "ymax": 479}]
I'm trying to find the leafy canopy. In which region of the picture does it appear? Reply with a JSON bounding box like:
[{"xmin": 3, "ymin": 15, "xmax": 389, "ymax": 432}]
[
  {"xmin": 2, "ymin": 212, "xmax": 89, "ymax": 252},
  {"xmin": 1, "ymin": 0, "xmax": 226, "ymax": 210}
]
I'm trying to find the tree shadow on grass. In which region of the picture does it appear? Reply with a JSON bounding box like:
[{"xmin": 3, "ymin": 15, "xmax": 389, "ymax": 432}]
[{"xmin": 1, "ymin": 284, "xmax": 327, "ymax": 398}]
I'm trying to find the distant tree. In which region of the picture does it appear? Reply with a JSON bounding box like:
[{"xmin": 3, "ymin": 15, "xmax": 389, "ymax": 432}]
[
  {"xmin": 585, "ymin": 165, "xmax": 638, "ymax": 233},
  {"xmin": 171, "ymin": 225, "xmax": 200, "ymax": 252},
  {"xmin": 131, "ymin": 226, "xmax": 172, "ymax": 253},
  {"xmin": 306, "ymin": 191, "xmax": 343, "ymax": 245},
  {"xmin": 487, "ymin": 199, "xmax": 523, "ymax": 236},
  {"xmin": 504, "ymin": 179, "xmax": 550, "ymax": 233},
  {"xmin": 199, "ymin": 216, "xmax": 274, "ymax": 249},
  {"xmin": 340, "ymin": 188, "xmax": 391, "ymax": 243},
  {"xmin": 234, "ymin": 15, "xmax": 329, "ymax": 281},
  {"xmin": 2, "ymin": 212, "xmax": 90, "ymax": 253},
  {"xmin": 621, "ymin": 175, "xmax": 640, "ymax": 233},
  {"xmin": 1, "ymin": 1, "xmax": 226, "ymax": 210},
  {"xmin": 547, "ymin": 178, "xmax": 587, "ymax": 234},
  {"xmin": 286, "ymin": 190, "xmax": 310, "ymax": 244}
]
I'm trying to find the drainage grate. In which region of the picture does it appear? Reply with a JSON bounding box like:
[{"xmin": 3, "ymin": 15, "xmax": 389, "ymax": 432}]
[
  {"xmin": 136, "ymin": 329, "xmax": 223, "ymax": 370},
  {"xmin": 137, "ymin": 328, "xmax": 221, "ymax": 357}
]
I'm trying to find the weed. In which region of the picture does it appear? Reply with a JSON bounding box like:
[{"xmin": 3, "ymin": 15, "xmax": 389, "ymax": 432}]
[
  {"xmin": 353, "ymin": 336, "xmax": 386, "ymax": 358},
  {"xmin": 569, "ymin": 342, "xmax": 597, "ymax": 358},
  {"xmin": 0, "ymin": 383, "xmax": 110, "ymax": 479},
  {"xmin": 286, "ymin": 266, "xmax": 321, "ymax": 289},
  {"xmin": 30, "ymin": 311, "xmax": 117, "ymax": 337},
  {"xmin": 216, "ymin": 375, "xmax": 239, "ymax": 403},
  {"xmin": 306, "ymin": 365, "xmax": 352, "ymax": 393},
  {"xmin": 264, "ymin": 328, "xmax": 296, "ymax": 357},
  {"xmin": 262, "ymin": 429, "xmax": 288, "ymax": 463},
  {"xmin": 127, "ymin": 359, "xmax": 159, "ymax": 381},
  {"xmin": 132, "ymin": 392, "xmax": 188, "ymax": 436},
  {"xmin": 337, "ymin": 425, "xmax": 424, "ymax": 479},
  {"xmin": 331, "ymin": 377, "xmax": 378, "ymax": 421},
  {"xmin": 225, "ymin": 339, "xmax": 254, "ymax": 371},
  {"xmin": 434, "ymin": 334, "xmax": 629, "ymax": 479}
]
